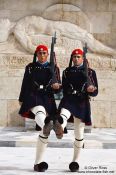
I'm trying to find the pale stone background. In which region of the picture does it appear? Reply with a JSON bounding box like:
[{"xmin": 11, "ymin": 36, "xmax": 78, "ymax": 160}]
[{"xmin": 0, "ymin": 0, "xmax": 116, "ymax": 128}]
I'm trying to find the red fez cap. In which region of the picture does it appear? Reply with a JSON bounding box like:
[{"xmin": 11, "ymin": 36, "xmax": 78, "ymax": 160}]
[
  {"xmin": 35, "ymin": 45, "xmax": 48, "ymax": 53},
  {"xmin": 71, "ymin": 49, "xmax": 83, "ymax": 56}
]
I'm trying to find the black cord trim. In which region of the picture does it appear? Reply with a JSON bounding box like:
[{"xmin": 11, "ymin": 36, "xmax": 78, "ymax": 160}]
[{"xmin": 75, "ymin": 138, "xmax": 84, "ymax": 141}]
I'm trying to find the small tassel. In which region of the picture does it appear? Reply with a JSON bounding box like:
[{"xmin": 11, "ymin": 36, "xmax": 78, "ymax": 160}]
[{"xmin": 33, "ymin": 52, "xmax": 37, "ymax": 63}]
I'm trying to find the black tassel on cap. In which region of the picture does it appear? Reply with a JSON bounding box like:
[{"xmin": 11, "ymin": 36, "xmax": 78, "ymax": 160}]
[
  {"xmin": 69, "ymin": 55, "xmax": 73, "ymax": 68},
  {"xmin": 33, "ymin": 52, "xmax": 37, "ymax": 63}
]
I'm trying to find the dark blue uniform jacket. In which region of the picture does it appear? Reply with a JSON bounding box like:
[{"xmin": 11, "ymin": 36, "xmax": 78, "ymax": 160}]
[
  {"xmin": 58, "ymin": 65, "xmax": 98, "ymax": 125},
  {"xmin": 19, "ymin": 61, "xmax": 60, "ymax": 121}
]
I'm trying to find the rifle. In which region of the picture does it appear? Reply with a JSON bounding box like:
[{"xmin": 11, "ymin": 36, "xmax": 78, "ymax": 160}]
[
  {"xmin": 50, "ymin": 32, "xmax": 58, "ymax": 83},
  {"xmin": 69, "ymin": 55, "xmax": 73, "ymax": 68},
  {"xmin": 83, "ymin": 43, "xmax": 92, "ymax": 86}
]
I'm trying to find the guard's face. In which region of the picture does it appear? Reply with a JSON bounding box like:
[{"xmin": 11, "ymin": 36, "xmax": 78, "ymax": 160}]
[
  {"xmin": 72, "ymin": 54, "xmax": 83, "ymax": 66},
  {"xmin": 37, "ymin": 51, "xmax": 48, "ymax": 63}
]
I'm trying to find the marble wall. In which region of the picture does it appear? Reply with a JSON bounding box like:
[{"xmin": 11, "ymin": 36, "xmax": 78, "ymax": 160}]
[{"xmin": 0, "ymin": 0, "xmax": 116, "ymax": 128}]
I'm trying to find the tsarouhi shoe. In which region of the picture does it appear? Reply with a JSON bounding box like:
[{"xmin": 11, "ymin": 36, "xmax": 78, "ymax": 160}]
[
  {"xmin": 53, "ymin": 119, "xmax": 64, "ymax": 139},
  {"xmin": 34, "ymin": 162, "xmax": 48, "ymax": 172},
  {"xmin": 43, "ymin": 117, "xmax": 53, "ymax": 137},
  {"xmin": 69, "ymin": 162, "xmax": 79, "ymax": 172}
]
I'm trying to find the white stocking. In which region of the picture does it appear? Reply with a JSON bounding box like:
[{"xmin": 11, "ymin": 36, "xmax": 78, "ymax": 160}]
[
  {"xmin": 60, "ymin": 108, "xmax": 71, "ymax": 130},
  {"xmin": 31, "ymin": 105, "xmax": 46, "ymax": 129},
  {"xmin": 72, "ymin": 117, "xmax": 85, "ymax": 162},
  {"xmin": 34, "ymin": 131, "xmax": 48, "ymax": 165}
]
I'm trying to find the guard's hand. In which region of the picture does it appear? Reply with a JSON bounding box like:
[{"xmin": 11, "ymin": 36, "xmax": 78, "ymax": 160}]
[
  {"xmin": 87, "ymin": 85, "xmax": 97, "ymax": 93},
  {"xmin": 19, "ymin": 101, "xmax": 23, "ymax": 106},
  {"xmin": 51, "ymin": 83, "xmax": 61, "ymax": 90}
]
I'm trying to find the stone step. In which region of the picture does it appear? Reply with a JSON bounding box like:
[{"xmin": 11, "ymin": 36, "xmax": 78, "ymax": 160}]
[{"xmin": 0, "ymin": 127, "xmax": 116, "ymax": 148}]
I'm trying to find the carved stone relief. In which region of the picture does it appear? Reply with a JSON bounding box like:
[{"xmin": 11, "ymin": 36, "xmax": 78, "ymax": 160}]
[{"xmin": 0, "ymin": 16, "xmax": 116, "ymax": 57}]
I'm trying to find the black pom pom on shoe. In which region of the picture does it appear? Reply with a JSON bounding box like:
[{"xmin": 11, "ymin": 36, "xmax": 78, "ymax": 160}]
[
  {"xmin": 69, "ymin": 162, "xmax": 79, "ymax": 172},
  {"xmin": 34, "ymin": 162, "xmax": 48, "ymax": 172}
]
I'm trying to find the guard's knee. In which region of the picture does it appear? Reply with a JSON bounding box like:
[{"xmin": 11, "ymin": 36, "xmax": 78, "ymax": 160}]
[
  {"xmin": 39, "ymin": 132, "xmax": 48, "ymax": 144},
  {"xmin": 58, "ymin": 108, "xmax": 71, "ymax": 130},
  {"xmin": 33, "ymin": 106, "xmax": 46, "ymax": 128},
  {"xmin": 31, "ymin": 106, "xmax": 46, "ymax": 115},
  {"xmin": 74, "ymin": 138, "xmax": 84, "ymax": 148},
  {"xmin": 60, "ymin": 108, "xmax": 71, "ymax": 120}
]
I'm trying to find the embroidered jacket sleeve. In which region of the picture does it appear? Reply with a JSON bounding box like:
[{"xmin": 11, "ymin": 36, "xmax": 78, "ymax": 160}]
[
  {"xmin": 62, "ymin": 69, "xmax": 71, "ymax": 95},
  {"xmin": 88, "ymin": 69, "xmax": 98, "ymax": 97},
  {"xmin": 19, "ymin": 65, "xmax": 31, "ymax": 102},
  {"xmin": 55, "ymin": 66, "xmax": 61, "ymax": 84},
  {"xmin": 52, "ymin": 65, "xmax": 62, "ymax": 94}
]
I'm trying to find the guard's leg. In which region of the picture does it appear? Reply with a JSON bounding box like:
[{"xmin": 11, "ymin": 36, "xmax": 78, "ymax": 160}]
[
  {"xmin": 43, "ymin": 117, "xmax": 53, "ymax": 137},
  {"xmin": 31, "ymin": 106, "xmax": 53, "ymax": 136},
  {"xmin": 53, "ymin": 108, "xmax": 71, "ymax": 139},
  {"xmin": 34, "ymin": 131, "xmax": 48, "ymax": 172},
  {"xmin": 31, "ymin": 105, "xmax": 46, "ymax": 128},
  {"xmin": 60, "ymin": 108, "xmax": 71, "ymax": 130},
  {"xmin": 69, "ymin": 117, "xmax": 85, "ymax": 172}
]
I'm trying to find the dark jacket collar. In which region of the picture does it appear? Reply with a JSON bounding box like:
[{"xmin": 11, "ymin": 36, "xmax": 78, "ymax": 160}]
[
  {"xmin": 36, "ymin": 61, "xmax": 49, "ymax": 67},
  {"xmin": 72, "ymin": 64, "xmax": 84, "ymax": 70}
]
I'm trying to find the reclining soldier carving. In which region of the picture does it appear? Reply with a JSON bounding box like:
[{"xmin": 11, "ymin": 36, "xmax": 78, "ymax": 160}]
[{"xmin": 0, "ymin": 17, "xmax": 115, "ymax": 56}]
